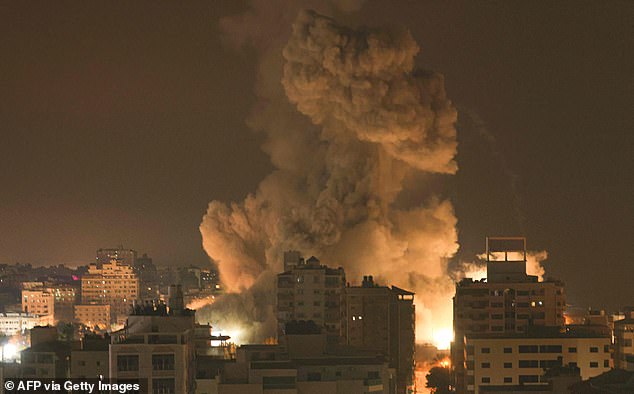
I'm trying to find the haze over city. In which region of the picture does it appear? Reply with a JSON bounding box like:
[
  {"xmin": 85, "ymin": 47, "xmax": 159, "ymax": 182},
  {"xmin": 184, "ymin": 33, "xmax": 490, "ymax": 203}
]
[{"xmin": 0, "ymin": 3, "xmax": 632, "ymax": 393}]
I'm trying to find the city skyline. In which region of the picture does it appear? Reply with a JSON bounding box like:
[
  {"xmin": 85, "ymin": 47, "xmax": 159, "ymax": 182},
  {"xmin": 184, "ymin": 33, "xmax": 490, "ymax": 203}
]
[{"xmin": 0, "ymin": 1, "xmax": 632, "ymax": 314}]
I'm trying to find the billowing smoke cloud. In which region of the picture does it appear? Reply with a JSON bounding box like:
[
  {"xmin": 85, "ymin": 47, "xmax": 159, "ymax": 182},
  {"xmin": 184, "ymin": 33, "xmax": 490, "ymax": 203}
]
[{"xmin": 200, "ymin": 8, "xmax": 460, "ymax": 343}]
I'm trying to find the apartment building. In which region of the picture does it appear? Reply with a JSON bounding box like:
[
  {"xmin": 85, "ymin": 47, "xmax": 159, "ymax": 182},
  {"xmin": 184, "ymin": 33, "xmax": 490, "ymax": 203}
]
[
  {"xmin": 276, "ymin": 254, "xmax": 346, "ymax": 343},
  {"xmin": 81, "ymin": 259, "xmax": 139, "ymax": 323},
  {"xmin": 346, "ymin": 275, "xmax": 415, "ymax": 394},
  {"xmin": 614, "ymin": 319, "xmax": 634, "ymax": 371},
  {"xmin": 211, "ymin": 333, "xmax": 396, "ymax": 394},
  {"xmin": 74, "ymin": 304, "xmax": 111, "ymax": 331},
  {"xmin": 70, "ymin": 335, "xmax": 110, "ymax": 379},
  {"xmin": 0, "ymin": 312, "xmax": 47, "ymax": 336},
  {"xmin": 109, "ymin": 289, "xmax": 196, "ymax": 394},
  {"xmin": 21, "ymin": 288, "xmax": 55, "ymax": 326},
  {"xmin": 465, "ymin": 327, "xmax": 610, "ymax": 393},
  {"xmin": 452, "ymin": 237, "xmax": 566, "ymax": 394},
  {"xmin": 20, "ymin": 326, "xmax": 71, "ymax": 379}
]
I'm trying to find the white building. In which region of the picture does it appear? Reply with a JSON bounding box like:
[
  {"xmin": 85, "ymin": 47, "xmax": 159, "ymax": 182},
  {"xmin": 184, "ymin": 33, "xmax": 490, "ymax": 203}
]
[{"xmin": 0, "ymin": 312, "xmax": 47, "ymax": 336}]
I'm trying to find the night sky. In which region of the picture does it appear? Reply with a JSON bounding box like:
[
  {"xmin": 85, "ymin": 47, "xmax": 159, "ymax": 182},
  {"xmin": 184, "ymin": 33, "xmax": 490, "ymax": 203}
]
[{"xmin": 1, "ymin": 1, "xmax": 632, "ymax": 311}]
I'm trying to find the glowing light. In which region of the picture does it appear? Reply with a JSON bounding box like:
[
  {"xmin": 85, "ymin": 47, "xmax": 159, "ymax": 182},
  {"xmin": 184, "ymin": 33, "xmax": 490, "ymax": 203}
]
[
  {"xmin": 433, "ymin": 328, "xmax": 453, "ymax": 350},
  {"xmin": 2, "ymin": 343, "xmax": 18, "ymax": 360}
]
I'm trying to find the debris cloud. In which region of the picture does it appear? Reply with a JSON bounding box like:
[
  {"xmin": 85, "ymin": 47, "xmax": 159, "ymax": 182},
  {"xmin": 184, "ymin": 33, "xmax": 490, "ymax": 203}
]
[{"xmin": 200, "ymin": 9, "xmax": 460, "ymax": 343}]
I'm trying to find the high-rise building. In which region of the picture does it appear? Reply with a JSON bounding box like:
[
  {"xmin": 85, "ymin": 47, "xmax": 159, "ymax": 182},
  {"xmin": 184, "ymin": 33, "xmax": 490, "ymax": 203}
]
[
  {"xmin": 81, "ymin": 259, "xmax": 139, "ymax": 324},
  {"xmin": 134, "ymin": 253, "xmax": 159, "ymax": 301},
  {"xmin": 345, "ymin": 275, "xmax": 415, "ymax": 394},
  {"xmin": 276, "ymin": 255, "xmax": 346, "ymax": 344},
  {"xmin": 452, "ymin": 237, "xmax": 566, "ymax": 394},
  {"xmin": 96, "ymin": 247, "xmax": 137, "ymax": 267}
]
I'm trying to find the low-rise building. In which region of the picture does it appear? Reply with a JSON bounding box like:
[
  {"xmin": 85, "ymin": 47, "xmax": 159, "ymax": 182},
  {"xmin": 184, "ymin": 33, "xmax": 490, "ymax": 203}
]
[
  {"xmin": 214, "ymin": 333, "xmax": 396, "ymax": 394},
  {"xmin": 74, "ymin": 304, "xmax": 111, "ymax": 332},
  {"xmin": 20, "ymin": 326, "xmax": 73, "ymax": 379},
  {"xmin": 0, "ymin": 312, "xmax": 47, "ymax": 336},
  {"xmin": 109, "ymin": 286, "xmax": 196, "ymax": 394},
  {"xmin": 70, "ymin": 335, "xmax": 110, "ymax": 379},
  {"xmin": 21, "ymin": 288, "xmax": 55, "ymax": 326},
  {"xmin": 465, "ymin": 327, "xmax": 610, "ymax": 394},
  {"xmin": 614, "ymin": 319, "xmax": 634, "ymax": 371}
]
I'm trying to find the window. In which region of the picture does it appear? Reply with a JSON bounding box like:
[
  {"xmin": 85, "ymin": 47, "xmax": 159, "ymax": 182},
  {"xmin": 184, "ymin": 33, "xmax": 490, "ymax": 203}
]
[
  {"xmin": 152, "ymin": 354, "xmax": 175, "ymax": 371},
  {"xmin": 263, "ymin": 376, "xmax": 296, "ymax": 390},
  {"xmin": 519, "ymin": 360, "xmax": 539, "ymax": 368},
  {"xmin": 481, "ymin": 362, "xmax": 490, "ymax": 368},
  {"xmin": 504, "ymin": 347, "xmax": 512, "ymax": 353},
  {"xmin": 491, "ymin": 314, "xmax": 503, "ymax": 319},
  {"xmin": 604, "ymin": 345, "xmax": 610, "ymax": 353},
  {"xmin": 152, "ymin": 378, "xmax": 175, "ymax": 394},
  {"xmin": 117, "ymin": 355, "xmax": 139, "ymax": 372},
  {"xmin": 569, "ymin": 362, "xmax": 578, "ymax": 367},
  {"xmin": 519, "ymin": 345, "xmax": 538, "ymax": 353},
  {"xmin": 568, "ymin": 347, "xmax": 577, "ymax": 353},
  {"xmin": 481, "ymin": 347, "xmax": 490, "ymax": 354},
  {"xmin": 504, "ymin": 377, "xmax": 512, "ymax": 383},
  {"xmin": 539, "ymin": 345, "xmax": 562, "ymax": 353},
  {"xmin": 519, "ymin": 375, "xmax": 539, "ymax": 384},
  {"xmin": 481, "ymin": 377, "xmax": 490, "ymax": 383},
  {"xmin": 604, "ymin": 360, "xmax": 610, "ymax": 368},
  {"xmin": 540, "ymin": 359, "xmax": 562, "ymax": 368},
  {"xmin": 590, "ymin": 362, "xmax": 599, "ymax": 368},
  {"xmin": 504, "ymin": 362, "xmax": 512, "ymax": 368},
  {"xmin": 590, "ymin": 347, "xmax": 599, "ymax": 353}
]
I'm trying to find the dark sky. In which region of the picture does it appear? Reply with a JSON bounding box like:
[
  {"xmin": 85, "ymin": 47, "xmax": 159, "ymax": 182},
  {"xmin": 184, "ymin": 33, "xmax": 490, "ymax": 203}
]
[{"xmin": 0, "ymin": 1, "xmax": 632, "ymax": 310}]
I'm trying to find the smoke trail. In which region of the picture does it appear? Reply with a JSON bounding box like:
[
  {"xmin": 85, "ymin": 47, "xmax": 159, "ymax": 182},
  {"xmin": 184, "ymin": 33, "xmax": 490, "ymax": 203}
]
[{"xmin": 200, "ymin": 9, "xmax": 459, "ymax": 343}]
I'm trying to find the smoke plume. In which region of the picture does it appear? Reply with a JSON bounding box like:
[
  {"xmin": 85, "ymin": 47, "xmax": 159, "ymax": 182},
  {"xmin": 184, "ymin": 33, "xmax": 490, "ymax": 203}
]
[{"xmin": 200, "ymin": 9, "xmax": 460, "ymax": 343}]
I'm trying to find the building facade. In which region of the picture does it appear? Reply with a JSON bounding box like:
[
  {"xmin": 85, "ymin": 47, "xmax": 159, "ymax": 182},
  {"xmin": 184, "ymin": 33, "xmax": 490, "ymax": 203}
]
[
  {"xmin": 74, "ymin": 304, "xmax": 111, "ymax": 331},
  {"xmin": 346, "ymin": 276, "xmax": 415, "ymax": 394},
  {"xmin": 109, "ymin": 291, "xmax": 196, "ymax": 394},
  {"xmin": 96, "ymin": 247, "xmax": 137, "ymax": 267},
  {"xmin": 452, "ymin": 237, "xmax": 566, "ymax": 394},
  {"xmin": 81, "ymin": 259, "xmax": 139, "ymax": 324},
  {"xmin": 466, "ymin": 328, "xmax": 610, "ymax": 393},
  {"xmin": 21, "ymin": 288, "xmax": 55, "ymax": 326},
  {"xmin": 276, "ymin": 255, "xmax": 346, "ymax": 343},
  {"xmin": 0, "ymin": 312, "xmax": 46, "ymax": 336},
  {"xmin": 614, "ymin": 319, "xmax": 634, "ymax": 371}
]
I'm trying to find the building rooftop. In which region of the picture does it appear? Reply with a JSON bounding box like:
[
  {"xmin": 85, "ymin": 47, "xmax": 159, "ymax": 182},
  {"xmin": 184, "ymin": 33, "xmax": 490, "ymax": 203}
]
[{"xmin": 467, "ymin": 325, "xmax": 610, "ymax": 340}]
